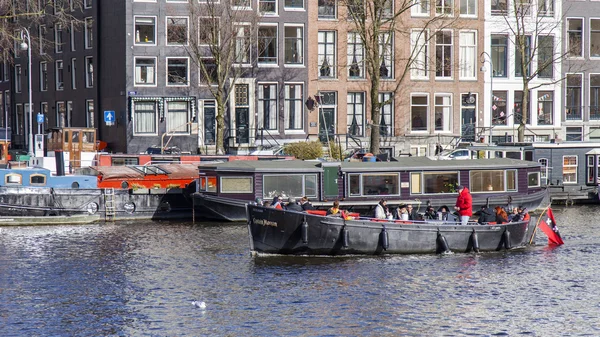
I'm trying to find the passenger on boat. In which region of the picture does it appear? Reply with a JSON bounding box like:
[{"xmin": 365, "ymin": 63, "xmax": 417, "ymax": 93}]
[
  {"xmin": 374, "ymin": 199, "xmax": 391, "ymax": 219},
  {"xmin": 438, "ymin": 205, "xmax": 458, "ymax": 222},
  {"xmin": 406, "ymin": 204, "xmax": 421, "ymax": 220},
  {"xmin": 285, "ymin": 197, "xmax": 303, "ymax": 212},
  {"xmin": 510, "ymin": 206, "xmax": 530, "ymax": 222},
  {"xmin": 494, "ymin": 206, "xmax": 508, "ymax": 224},
  {"xmin": 272, "ymin": 196, "xmax": 284, "ymax": 209},
  {"xmin": 507, "ymin": 207, "xmax": 519, "ymax": 222},
  {"xmin": 396, "ymin": 205, "xmax": 409, "ymax": 221},
  {"xmin": 263, "ymin": 200, "xmax": 272, "ymax": 207},
  {"xmin": 326, "ymin": 200, "xmax": 341, "ymax": 216},
  {"xmin": 477, "ymin": 205, "xmax": 495, "ymax": 225},
  {"xmin": 423, "ymin": 206, "xmax": 437, "ymax": 220},
  {"xmin": 454, "ymin": 185, "xmax": 472, "ymax": 225},
  {"xmin": 300, "ymin": 196, "xmax": 315, "ymax": 211}
]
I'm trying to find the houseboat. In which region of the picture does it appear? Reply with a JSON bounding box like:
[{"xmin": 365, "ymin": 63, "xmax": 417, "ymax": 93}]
[{"xmin": 193, "ymin": 158, "xmax": 548, "ymax": 222}]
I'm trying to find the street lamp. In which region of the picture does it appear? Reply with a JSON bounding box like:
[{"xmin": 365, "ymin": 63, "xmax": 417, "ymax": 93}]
[
  {"xmin": 20, "ymin": 28, "xmax": 33, "ymax": 156},
  {"xmin": 480, "ymin": 51, "xmax": 493, "ymax": 142}
]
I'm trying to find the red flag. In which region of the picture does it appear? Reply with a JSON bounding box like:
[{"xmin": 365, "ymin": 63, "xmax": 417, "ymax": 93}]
[
  {"xmin": 538, "ymin": 219, "xmax": 564, "ymax": 245},
  {"xmin": 546, "ymin": 208, "xmax": 564, "ymax": 245}
]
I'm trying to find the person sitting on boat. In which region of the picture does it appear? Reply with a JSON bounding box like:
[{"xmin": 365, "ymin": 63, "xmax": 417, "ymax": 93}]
[
  {"xmin": 494, "ymin": 206, "xmax": 508, "ymax": 224},
  {"xmin": 300, "ymin": 196, "xmax": 315, "ymax": 211},
  {"xmin": 396, "ymin": 205, "xmax": 409, "ymax": 221},
  {"xmin": 454, "ymin": 185, "xmax": 473, "ymax": 225},
  {"xmin": 406, "ymin": 204, "xmax": 421, "ymax": 221},
  {"xmin": 262, "ymin": 200, "xmax": 272, "ymax": 207},
  {"xmin": 477, "ymin": 205, "xmax": 495, "ymax": 225},
  {"xmin": 510, "ymin": 206, "xmax": 530, "ymax": 222},
  {"xmin": 375, "ymin": 199, "xmax": 391, "ymax": 219},
  {"xmin": 326, "ymin": 200, "xmax": 341, "ymax": 216},
  {"xmin": 285, "ymin": 197, "xmax": 303, "ymax": 212},
  {"xmin": 272, "ymin": 195, "xmax": 284, "ymax": 209},
  {"xmin": 437, "ymin": 206, "xmax": 458, "ymax": 222},
  {"xmin": 507, "ymin": 207, "xmax": 520, "ymax": 222},
  {"xmin": 423, "ymin": 206, "xmax": 437, "ymax": 220}
]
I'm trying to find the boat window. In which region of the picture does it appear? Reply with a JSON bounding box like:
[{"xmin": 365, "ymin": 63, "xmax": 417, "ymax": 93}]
[
  {"xmin": 410, "ymin": 172, "xmax": 458, "ymax": 194},
  {"xmin": 263, "ymin": 174, "xmax": 318, "ymax": 199},
  {"xmin": 131, "ymin": 165, "xmax": 169, "ymax": 175},
  {"xmin": 348, "ymin": 174, "xmax": 361, "ymax": 196},
  {"xmin": 221, "ymin": 177, "xmax": 253, "ymax": 193},
  {"xmin": 538, "ymin": 158, "xmax": 548, "ymax": 184},
  {"xmin": 587, "ymin": 155, "xmax": 594, "ymax": 184},
  {"xmin": 506, "ymin": 151, "xmax": 522, "ymax": 160},
  {"xmin": 112, "ymin": 157, "xmax": 139, "ymax": 166},
  {"xmin": 563, "ymin": 155, "xmax": 577, "ymax": 184},
  {"xmin": 410, "ymin": 173, "xmax": 421, "ymax": 194},
  {"xmin": 507, "ymin": 170, "xmax": 517, "ymax": 191},
  {"xmin": 470, "ymin": 170, "xmax": 507, "ymax": 192},
  {"xmin": 199, "ymin": 176, "xmax": 217, "ymax": 192},
  {"xmin": 362, "ymin": 174, "xmax": 399, "ymax": 196},
  {"xmin": 5, "ymin": 174, "xmax": 22, "ymax": 185},
  {"xmin": 30, "ymin": 174, "xmax": 46, "ymax": 185},
  {"xmin": 528, "ymin": 172, "xmax": 540, "ymax": 187}
]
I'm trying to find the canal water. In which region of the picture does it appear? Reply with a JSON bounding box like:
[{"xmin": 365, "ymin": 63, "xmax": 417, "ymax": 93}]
[{"xmin": 0, "ymin": 205, "xmax": 598, "ymax": 336}]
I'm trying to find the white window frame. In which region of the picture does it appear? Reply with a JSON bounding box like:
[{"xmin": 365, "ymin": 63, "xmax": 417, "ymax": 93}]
[
  {"xmin": 166, "ymin": 16, "xmax": 189, "ymax": 46},
  {"xmin": 258, "ymin": 24, "xmax": 278, "ymax": 66},
  {"xmin": 410, "ymin": 29, "xmax": 429, "ymax": 80},
  {"xmin": 411, "ymin": 0, "xmax": 430, "ymax": 17},
  {"xmin": 84, "ymin": 17, "xmax": 93, "ymax": 49},
  {"xmin": 410, "ymin": 93, "xmax": 428, "ymax": 133},
  {"xmin": 284, "ymin": 24, "xmax": 304, "ymax": 66},
  {"xmin": 86, "ymin": 99, "xmax": 94, "ymax": 128},
  {"xmin": 459, "ymin": 30, "xmax": 476, "ymax": 80},
  {"xmin": 284, "ymin": 82, "xmax": 304, "ymax": 133},
  {"xmin": 54, "ymin": 23, "xmax": 63, "ymax": 53},
  {"xmin": 40, "ymin": 61, "xmax": 48, "ymax": 92},
  {"xmin": 567, "ymin": 17, "xmax": 584, "ymax": 59},
  {"xmin": 134, "ymin": 56, "xmax": 157, "ymax": 87},
  {"xmin": 258, "ymin": 0, "xmax": 278, "ymax": 15},
  {"xmin": 434, "ymin": 93, "xmax": 452, "ymax": 133},
  {"xmin": 435, "ymin": 29, "xmax": 453, "ymax": 79},
  {"xmin": 459, "ymin": 0, "xmax": 476, "ymax": 17},
  {"xmin": 166, "ymin": 101, "xmax": 191, "ymax": 135},
  {"xmin": 317, "ymin": 30, "xmax": 336, "ymax": 78},
  {"xmin": 284, "ymin": 0, "xmax": 304, "ymax": 11},
  {"xmin": 132, "ymin": 100, "xmax": 158, "ymax": 136},
  {"xmin": 71, "ymin": 58, "xmax": 77, "ymax": 89},
  {"xmin": 134, "ymin": 16, "xmax": 157, "ymax": 46},
  {"xmin": 257, "ymin": 82, "xmax": 279, "ymax": 132},
  {"xmin": 55, "ymin": 60, "xmax": 64, "ymax": 91},
  {"xmin": 70, "ymin": 21, "xmax": 76, "ymax": 51},
  {"xmin": 85, "ymin": 56, "xmax": 94, "ymax": 88},
  {"xmin": 563, "ymin": 155, "xmax": 578, "ymax": 184},
  {"xmin": 166, "ymin": 57, "xmax": 190, "ymax": 87}
]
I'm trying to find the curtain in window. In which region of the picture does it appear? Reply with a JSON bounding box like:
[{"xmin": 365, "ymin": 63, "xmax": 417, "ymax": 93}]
[
  {"xmin": 285, "ymin": 84, "xmax": 303, "ymax": 130},
  {"xmin": 258, "ymin": 84, "xmax": 277, "ymax": 130},
  {"xmin": 134, "ymin": 101, "xmax": 157, "ymax": 134},
  {"xmin": 167, "ymin": 101, "xmax": 189, "ymax": 133},
  {"xmin": 459, "ymin": 32, "xmax": 476, "ymax": 78}
]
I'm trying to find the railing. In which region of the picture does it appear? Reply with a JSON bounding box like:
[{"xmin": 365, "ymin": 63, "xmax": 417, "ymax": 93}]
[
  {"xmin": 590, "ymin": 106, "xmax": 600, "ymax": 120},
  {"xmin": 257, "ymin": 128, "xmax": 281, "ymax": 149},
  {"xmin": 566, "ymin": 106, "xmax": 583, "ymax": 120}
]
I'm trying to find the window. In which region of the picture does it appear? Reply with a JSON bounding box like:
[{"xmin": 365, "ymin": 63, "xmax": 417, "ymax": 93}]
[
  {"xmin": 515, "ymin": 0, "xmax": 531, "ymax": 15},
  {"xmin": 258, "ymin": 26, "xmax": 277, "ymax": 64},
  {"xmin": 134, "ymin": 16, "xmax": 156, "ymax": 45},
  {"xmin": 410, "ymin": 171, "xmax": 458, "ymax": 194},
  {"xmin": 40, "ymin": 62, "xmax": 48, "ymax": 91},
  {"xmin": 284, "ymin": 84, "xmax": 303, "ymax": 131},
  {"xmin": 567, "ymin": 18, "xmax": 583, "ymax": 58},
  {"xmin": 203, "ymin": 100, "xmax": 216, "ymax": 145},
  {"xmin": 56, "ymin": 101, "xmax": 66, "ymax": 127},
  {"xmin": 71, "ymin": 58, "xmax": 77, "ymax": 89},
  {"xmin": 56, "ymin": 60, "xmax": 64, "ymax": 90},
  {"xmin": 591, "ymin": 19, "xmax": 600, "ymax": 58},
  {"xmin": 591, "ymin": 75, "xmax": 600, "ymax": 120},
  {"xmin": 199, "ymin": 58, "xmax": 217, "ymax": 85},
  {"xmin": 70, "ymin": 21, "xmax": 76, "ymax": 51},
  {"xmin": 411, "ymin": 29, "xmax": 428, "ymax": 79},
  {"xmin": 506, "ymin": 170, "xmax": 517, "ymax": 191},
  {"xmin": 30, "ymin": 174, "xmax": 46, "ymax": 186},
  {"xmin": 586, "ymin": 155, "xmax": 600, "ymax": 184},
  {"xmin": 563, "ymin": 155, "xmax": 577, "ymax": 183},
  {"xmin": 348, "ymin": 173, "xmax": 399, "ymax": 196},
  {"xmin": 199, "ymin": 176, "xmax": 217, "ymax": 193},
  {"xmin": 39, "ymin": 25, "xmax": 47, "ymax": 55},
  {"xmin": 460, "ymin": 0, "xmax": 476, "ymax": 16},
  {"xmin": 86, "ymin": 99, "xmax": 94, "ymax": 128},
  {"xmin": 66, "ymin": 101, "xmax": 73, "ymax": 127},
  {"xmin": 566, "ymin": 127, "xmax": 582, "ymax": 142},
  {"xmin": 84, "ymin": 0, "xmax": 92, "ymax": 8},
  {"xmin": 347, "ymin": 0, "xmax": 364, "ymax": 20},
  {"xmin": 5, "ymin": 174, "xmax": 22, "ymax": 185},
  {"xmin": 470, "ymin": 170, "xmax": 510, "ymax": 192},
  {"xmin": 55, "ymin": 23, "xmax": 63, "ymax": 53},
  {"xmin": 515, "ymin": 36, "xmax": 531, "ymax": 78},
  {"xmin": 347, "ymin": 32, "xmax": 364, "ymax": 78},
  {"xmin": 528, "ymin": 172, "xmax": 540, "ymax": 187},
  {"xmin": 538, "ymin": 35, "xmax": 554, "ymax": 78},
  {"xmin": 491, "ymin": 35, "xmax": 507, "ymax": 77},
  {"xmin": 538, "ymin": 0, "xmax": 553, "ymax": 16},
  {"xmin": 232, "ymin": 0, "xmax": 251, "ymax": 8},
  {"xmin": 537, "ymin": 91, "xmax": 553, "ymax": 125},
  {"xmin": 134, "ymin": 101, "xmax": 157, "ymax": 135},
  {"xmin": 410, "ymin": 145, "xmax": 428, "ymax": 157},
  {"xmin": 135, "ymin": 57, "xmax": 156, "ymax": 86},
  {"xmin": 263, "ymin": 174, "xmax": 317, "ymax": 199},
  {"xmin": 40, "ymin": 102, "xmax": 48, "ymax": 128},
  {"xmin": 434, "ymin": 94, "xmax": 451, "ymax": 132},
  {"xmin": 84, "ymin": 17, "xmax": 93, "ymax": 49},
  {"xmin": 566, "ymin": 74, "xmax": 582, "ymax": 120},
  {"xmin": 15, "ymin": 65, "xmax": 22, "ymax": 93},
  {"xmin": 284, "ymin": 26, "xmax": 303, "ymax": 65},
  {"xmin": 379, "ymin": 92, "xmax": 393, "ymax": 136},
  {"xmin": 411, "ymin": 94, "xmax": 427, "ymax": 132},
  {"xmin": 234, "ymin": 25, "xmax": 251, "ymax": 64},
  {"xmin": 347, "ymin": 92, "xmax": 364, "ymax": 136},
  {"xmin": 198, "ymin": 17, "xmax": 218, "ymax": 46},
  {"xmin": 220, "ymin": 177, "xmax": 253, "ymax": 193},
  {"xmin": 167, "ymin": 58, "xmax": 189, "ymax": 86},
  {"xmin": 538, "ymin": 158, "xmax": 548, "ymax": 184},
  {"xmin": 257, "ymin": 83, "xmax": 277, "ymax": 131},
  {"xmin": 167, "ymin": 101, "xmax": 190, "ymax": 134},
  {"xmin": 259, "ymin": 0, "xmax": 277, "ymax": 14},
  {"xmin": 459, "ymin": 31, "xmax": 476, "ymax": 79},
  {"xmin": 85, "ymin": 57, "xmax": 93, "ymax": 87},
  {"xmin": 514, "ymin": 91, "xmax": 531, "ymax": 125},
  {"xmin": 318, "ymin": 31, "xmax": 336, "ymax": 78},
  {"xmin": 436, "ymin": 0, "xmax": 453, "ymax": 15},
  {"xmin": 435, "ymin": 30, "xmax": 452, "ymax": 78},
  {"xmin": 378, "ymin": 32, "xmax": 393, "ymax": 79},
  {"xmin": 15, "ymin": 104, "xmax": 23, "ymax": 134},
  {"xmin": 412, "ymin": 0, "xmax": 429, "ymax": 16},
  {"xmin": 284, "ymin": 0, "xmax": 303, "ymax": 9},
  {"xmin": 318, "ymin": 0, "xmax": 336, "ymax": 19},
  {"xmin": 166, "ymin": 17, "xmax": 188, "ymax": 45}
]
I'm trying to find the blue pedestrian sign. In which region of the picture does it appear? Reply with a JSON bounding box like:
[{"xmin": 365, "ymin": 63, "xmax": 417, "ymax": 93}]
[
  {"xmin": 104, "ymin": 110, "xmax": 115, "ymax": 126},
  {"xmin": 37, "ymin": 113, "xmax": 44, "ymax": 124}
]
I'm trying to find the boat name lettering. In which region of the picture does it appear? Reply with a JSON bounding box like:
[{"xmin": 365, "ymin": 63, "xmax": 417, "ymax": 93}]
[{"xmin": 253, "ymin": 218, "xmax": 277, "ymax": 227}]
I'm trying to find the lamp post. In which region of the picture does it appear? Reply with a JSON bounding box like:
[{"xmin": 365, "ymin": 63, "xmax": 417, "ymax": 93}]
[
  {"xmin": 480, "ymin": 51, "xmax": 493, "ymax": 143},
  {"xmin": 20, "ymin": 28, "xmax": 33, "ymax": 156}
]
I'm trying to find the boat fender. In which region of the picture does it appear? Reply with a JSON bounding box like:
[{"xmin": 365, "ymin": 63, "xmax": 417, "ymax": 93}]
[
  {"xmin": 380, "ymin": 225, "xmax": 389, "ymax": 250},
  {"xmin": 502, "ymin": 229, "xmax": 511, "ymax": 249},
  {"xmin": 301, "ymin": 216, "xmax": 309, "ymax": 244},
  {"xmin": 470, "ymin": 230, "xmax": 480, "ymax": 253},
  {"xmin": 341, "ymin": 225, "xmax": 349, "ymax": 248},
  {"xmin": 436, "ymin": 232, "xmax": 451, "ymax": 254}
]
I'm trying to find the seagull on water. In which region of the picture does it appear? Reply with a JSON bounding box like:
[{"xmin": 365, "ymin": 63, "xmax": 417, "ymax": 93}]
[{"xmin": 191, "ymin": 301, "xmax": 206, "ymax": 309}]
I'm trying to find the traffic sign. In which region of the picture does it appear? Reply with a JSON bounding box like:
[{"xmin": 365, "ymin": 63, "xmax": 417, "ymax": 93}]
[
  {"xmin": 104, "ymin": 110, "xmax": 115, "ymax": 126},
  {"xmin": 37, "ymin": 113, "xmax": 44, "ymax": 124}
]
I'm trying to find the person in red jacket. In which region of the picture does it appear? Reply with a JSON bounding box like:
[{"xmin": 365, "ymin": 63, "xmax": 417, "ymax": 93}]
[{"xmin": 454, "ymin": 185, "xmax": 472, "ymax": 225}]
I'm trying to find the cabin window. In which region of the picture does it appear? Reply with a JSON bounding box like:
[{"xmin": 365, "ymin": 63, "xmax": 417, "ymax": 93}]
[
  {"xmin": 538, "ymin": 158, "xmax": 548, "ymax": 184},
  {"xmin": 220, "ymin": 177, "xmax": 253, "ymax": 193},
  {"xmin": 199, "ymin": 176, "xmax": 217, "ymax": 193},
  {"xmin": 263, "ymin": 174, "xmax": 318, "ymax": 199},
  {"xmin": 30, "ymin": 174, "xmax": 46, "ymax": 185},
  {"xmin": 410, "ymin": 171, "xmax": 459, "ymax": 194},
  {"xmin": 563, "ymin": 155, "xmax": 578, "ymax": 184},
  {"xmin": 470, "ymin": 170, "xmax": 513, "ymax": 192},
  {"xmin": 5, "ymin": 174, "xmax": 22, "ymax": 185},
  {"xmin": 112, "ymin": 157, "xmax": 140, "ymax": 166},
  {"xmin": 528, "ymin": 172, "xmax": 540, "ymax": 187},
  {"xmin": 348, "ymin": 173, "xmax": 399, "ymax": 196},
  {"xmin": 507, "ymin": 170, "xmax": 517, "ymax": 191}
]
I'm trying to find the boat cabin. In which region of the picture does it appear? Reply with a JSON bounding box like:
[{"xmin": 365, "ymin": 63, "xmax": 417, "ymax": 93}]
[
  {"xmin": 0, "ymin": 167, "xmax": 96, "ymax": 188},
  {"xmin": 82, "ymin": 164, "xmax": 200, "ymax": 190}
]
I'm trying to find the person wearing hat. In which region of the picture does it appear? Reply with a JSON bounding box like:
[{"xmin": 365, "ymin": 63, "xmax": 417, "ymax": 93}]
[{"xmin": 454, "ymin": 185, "xmax": 472, "ymax": 225}]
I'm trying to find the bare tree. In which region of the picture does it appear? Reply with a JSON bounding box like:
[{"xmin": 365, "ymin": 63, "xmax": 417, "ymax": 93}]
[
  {"xmin": 500, "ymin": 1, "xmax": 569, "ymax": 142},
  {"xmin": 187, "ymin": 0, "xmax": 262, "ymax": 154},
  {"xmin": 0, "ymin": 0, "xmax": 83, "ymax": 61},
  {"xmin": 342, "ymin": 0, "xmax": 457, "ymax": 155}
]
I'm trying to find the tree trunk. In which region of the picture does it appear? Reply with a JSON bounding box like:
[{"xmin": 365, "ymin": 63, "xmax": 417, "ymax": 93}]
[
  {"xmin": 518, "ymin": 82, "xmax": 529, "ymax": 142},
  {"xmin": 215, "ymin": 93, "xmax": 226, "ymax": 155},
  {"xmin": 369, "ymin": 78, "xmax": 381, "ymax": 154}
]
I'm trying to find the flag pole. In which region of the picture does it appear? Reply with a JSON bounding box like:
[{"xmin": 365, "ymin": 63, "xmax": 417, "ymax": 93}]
[{"xmin": 529, "ymin": 204, "xmax": 550, "ymax": 245}]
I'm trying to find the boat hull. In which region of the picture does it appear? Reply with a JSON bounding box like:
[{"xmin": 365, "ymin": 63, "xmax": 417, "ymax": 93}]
[{"xmin": 246, "ymin": 204, "xmax": 536, "ymax": 255}]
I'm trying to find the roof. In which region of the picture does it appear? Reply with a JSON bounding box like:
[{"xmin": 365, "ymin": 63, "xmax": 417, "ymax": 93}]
[
  {"xmin": 340, "ymin": 157, "xmax": 541, "ymax": 173},
  {"xmin": 201, "ymin": 160, "xmax": 322, "ymax": 173},
  {"xmin": 93, "ymin": 164, "xmax": 199, "ymax": 180}
]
